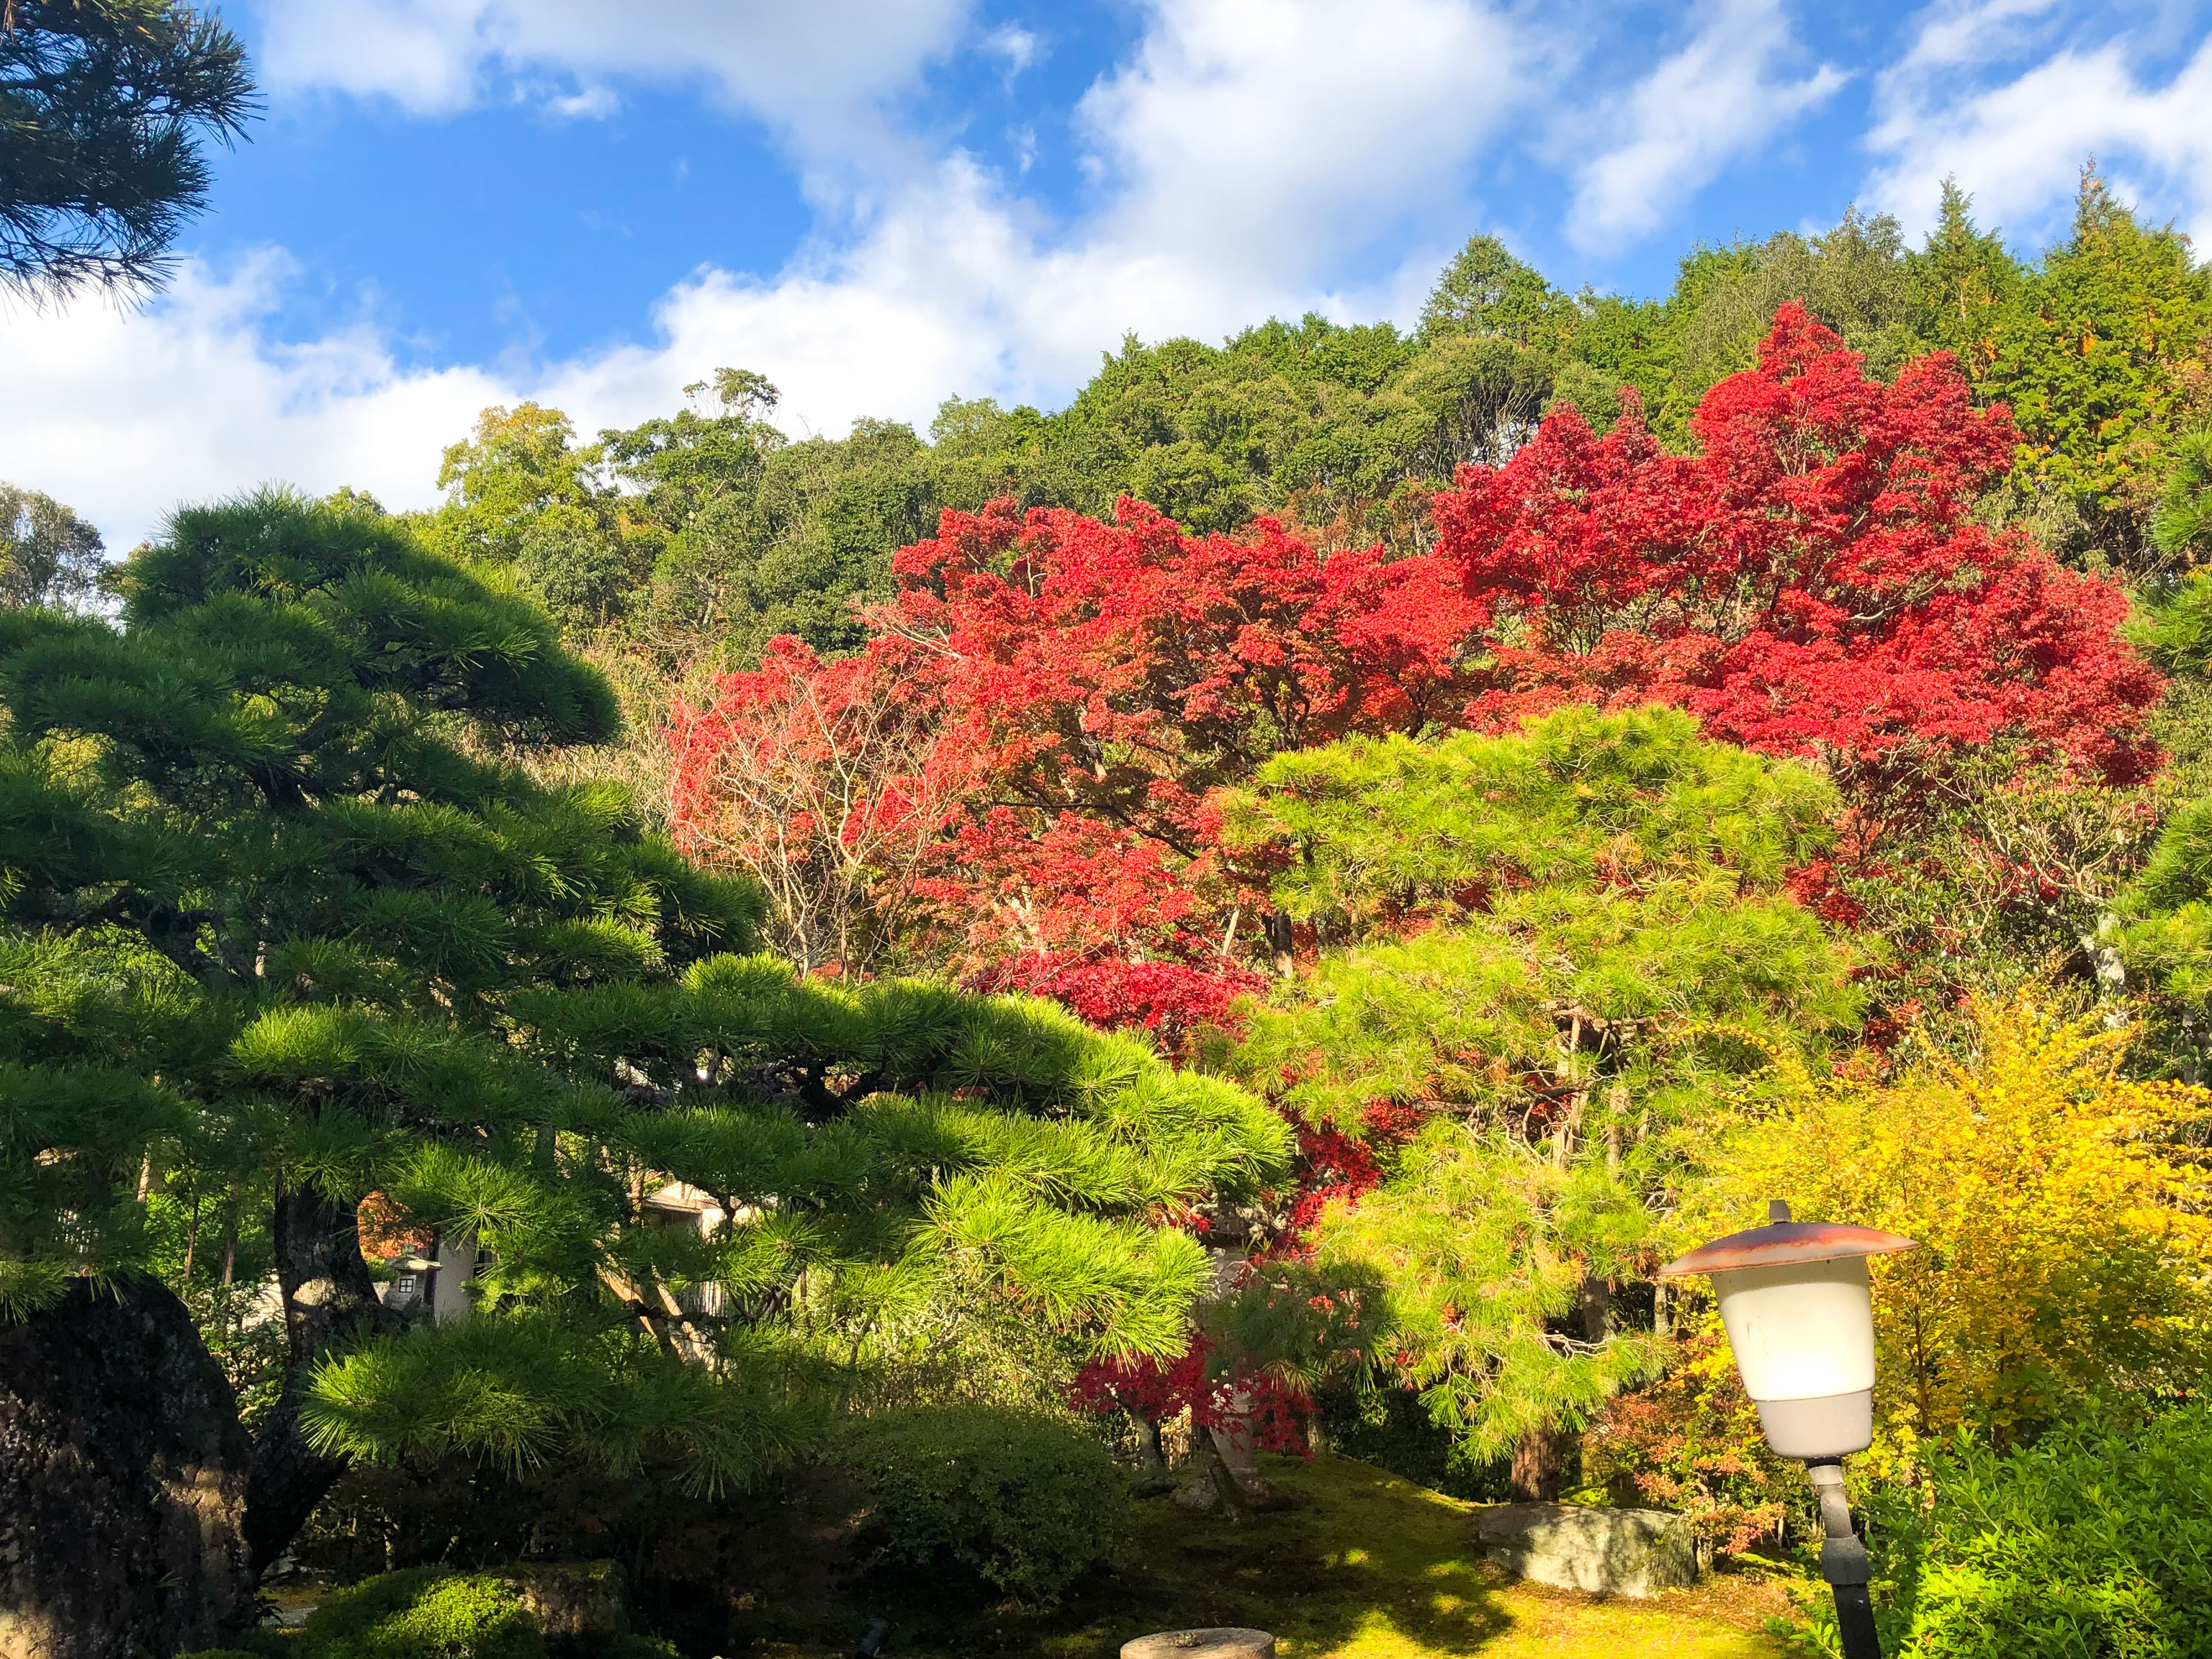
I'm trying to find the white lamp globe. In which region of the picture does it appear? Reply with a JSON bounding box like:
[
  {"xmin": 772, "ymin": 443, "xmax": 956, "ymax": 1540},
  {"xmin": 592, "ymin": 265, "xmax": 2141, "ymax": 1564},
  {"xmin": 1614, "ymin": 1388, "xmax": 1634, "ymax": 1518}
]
[{"xmin": 1660, "ymin": 1202, "xmax": 1916, "ymax": 1461}]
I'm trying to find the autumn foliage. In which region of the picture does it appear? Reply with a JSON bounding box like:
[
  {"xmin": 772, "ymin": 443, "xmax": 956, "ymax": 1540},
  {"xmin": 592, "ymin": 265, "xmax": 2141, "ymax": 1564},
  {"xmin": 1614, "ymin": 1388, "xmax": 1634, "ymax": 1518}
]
[
  {"xmin": 668, "ymin": 635, "xmax": 981, "ymax": 976},
  {"xmin": 670, "ymin": 307, "xmax": 2157, "ymax": 1051},
  {"xmin": 670, "ymin": 495, "xmax": 1471, "ymax": 1024},
  {"xmin": 1066, "ymin": 1331, "xmax": 1313, "ymax": 1461},
  {"xmin": 1436, "ymin": 302, "xmax": 2162, "ymax": 799}
]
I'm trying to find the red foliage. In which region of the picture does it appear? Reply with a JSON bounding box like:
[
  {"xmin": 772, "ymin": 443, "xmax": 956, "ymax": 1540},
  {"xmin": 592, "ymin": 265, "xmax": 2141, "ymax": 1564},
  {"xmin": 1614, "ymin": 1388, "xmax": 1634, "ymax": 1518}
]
[
  {"xmin": 355, "ymin": 1191, "xmax": 430, "ymax": 1262},
  {"xmin": 668, "ymin": 494, "xmax": 1473, "ymax": 1032},
  {"xmin": 887, "ymin": 495, "xmax": 1473, "ymax": 860},
  {"xmin": 667, "ymin": 636, "xmax": 981, "ymax": 976},
  {"xmin": 1271, "ymin": 1098, "xmax": 1431, "ymax": 1251},
  {"xmin": 966, "ymin": 952, "xmax": 1263, "ymax": 1056},
  {"xmin": 1435, "ymin": 304, "xmax": 2162, "ymax": 799},
  {"xmin": 1066, "ymin": 1331, "xmax": 1313, "ymax": 1456},
  {"xmin": 880, "ymin": 498, "xmax": 1474, "ymax": 984}
]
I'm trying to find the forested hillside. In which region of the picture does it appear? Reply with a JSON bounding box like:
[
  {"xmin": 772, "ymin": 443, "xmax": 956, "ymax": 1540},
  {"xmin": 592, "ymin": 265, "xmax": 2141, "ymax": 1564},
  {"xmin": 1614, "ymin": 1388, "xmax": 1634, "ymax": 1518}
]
[{"xmin": 415, "ymin": 168, "xmax": 2211, "ymax": 696}]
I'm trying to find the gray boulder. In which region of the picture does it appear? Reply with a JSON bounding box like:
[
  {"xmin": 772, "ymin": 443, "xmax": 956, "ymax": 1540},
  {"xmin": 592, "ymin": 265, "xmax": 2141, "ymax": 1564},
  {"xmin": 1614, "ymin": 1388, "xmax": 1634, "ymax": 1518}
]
[{"xmin": 1473, "ymin": 1502, "xmax": 1699, "ymax": 1597}]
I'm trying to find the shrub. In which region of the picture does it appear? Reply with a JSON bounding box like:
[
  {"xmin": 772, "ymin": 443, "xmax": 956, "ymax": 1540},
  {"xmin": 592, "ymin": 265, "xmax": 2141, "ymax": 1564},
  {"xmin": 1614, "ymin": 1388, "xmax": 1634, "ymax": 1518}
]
[
  {"xmin": 1583, "ymin": 1309, "xmax": 1806, "ymax": 1557},
  {"xmin": 1712, "ymin": 997, "xmax": 2212, "ymax": 1449},
  {"xmin": 844, "ymin": 1406, "xmax": 1130, "ymax": 1604},
  {"xmin": 263, "ymin": 1568, "xmax": 546, "ymax": 1659},
  {"xmin": 1790, "ymin": 1408, "xmax": 2212, "ymax": 1658}
]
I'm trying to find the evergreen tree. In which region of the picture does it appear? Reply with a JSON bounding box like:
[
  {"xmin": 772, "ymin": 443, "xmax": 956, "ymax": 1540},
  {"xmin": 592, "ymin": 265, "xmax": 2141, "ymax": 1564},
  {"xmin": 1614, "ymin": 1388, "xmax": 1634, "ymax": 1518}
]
[
  {"xmin": 0, "ymin": 492, "xmax": 1287, "ymax": 1653},
  {"xmin": 1670, "ymin": 210, "xmax": 1924, "ymax": 399},
  {"xmin": 1981, "ymin": 166, "xmax": 2212, "ymax": 566},
  {"xmin": 1213, "ymin": 708, "xmax": 1858, "ymax": 1498},
  {"xmin": 2152, "ymin": 428, "xmax": 2212, "ymax": 569},
  {"xmin": 1418, "ymin": 233, "xmax": 1571, "ymax": 346},
  {"xmin": 1906, "ymin": 179, "xmax": 2029, "ymax": 381},
  {"xmin": 1, "ymin": 0, "xmax": 256, "ymax": 299}
]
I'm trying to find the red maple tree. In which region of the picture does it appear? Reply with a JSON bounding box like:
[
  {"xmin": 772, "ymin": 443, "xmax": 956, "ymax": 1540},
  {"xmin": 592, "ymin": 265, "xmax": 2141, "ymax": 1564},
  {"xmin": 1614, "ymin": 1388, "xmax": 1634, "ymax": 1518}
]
[
  {"xmin": 1066, "ymin": 1331, "xmax": 1314, "ymax": 1464},
  {"xmin": 884, "ymin": 493, "xmax": 1471, "ymax": 851},
  {"xmin": 667, "ymin": 636, "xmax": 982, "ymax": 977},
  {"xmin": 670, "ymin": 495, "xmax": 1474, "ymax": 1032},
  {"xmin": 1435, "ymin": 302, "xmax": 2161, "ymax": 815}
]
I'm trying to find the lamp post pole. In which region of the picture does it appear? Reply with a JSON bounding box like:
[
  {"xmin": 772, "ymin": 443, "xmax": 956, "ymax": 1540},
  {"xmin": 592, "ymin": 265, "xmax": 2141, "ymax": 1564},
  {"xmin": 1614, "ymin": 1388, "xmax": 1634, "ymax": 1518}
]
[
  {"xmin": 1658, "ymin": 1200, "xmax": 1915, "ymax": 1659},
  {"xmin": 1807, "ymin": 1460, "xmax": 1880, "ymax": 1659}
]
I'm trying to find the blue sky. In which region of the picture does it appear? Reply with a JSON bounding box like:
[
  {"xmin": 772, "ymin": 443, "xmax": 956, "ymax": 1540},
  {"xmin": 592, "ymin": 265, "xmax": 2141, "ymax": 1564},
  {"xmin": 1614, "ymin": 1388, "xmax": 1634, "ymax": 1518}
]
[{"xmin": 8, "ymin": 0, "xmax": 2212, "ymax": 543}]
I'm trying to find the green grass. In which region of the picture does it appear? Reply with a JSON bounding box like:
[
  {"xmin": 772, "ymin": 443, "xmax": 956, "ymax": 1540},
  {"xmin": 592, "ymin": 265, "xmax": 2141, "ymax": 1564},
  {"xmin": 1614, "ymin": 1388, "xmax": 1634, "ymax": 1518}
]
[{"xmin": 775, "ymin": 1455, "xmax": 1802, "ymax": 1659}]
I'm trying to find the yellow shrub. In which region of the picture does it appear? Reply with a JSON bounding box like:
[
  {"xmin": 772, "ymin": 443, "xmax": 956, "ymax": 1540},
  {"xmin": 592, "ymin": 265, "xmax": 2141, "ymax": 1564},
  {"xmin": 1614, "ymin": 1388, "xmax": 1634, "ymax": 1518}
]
[{"xmin": 1710, "ymin": 997, "xmax": 2212, "ymax": 1449}]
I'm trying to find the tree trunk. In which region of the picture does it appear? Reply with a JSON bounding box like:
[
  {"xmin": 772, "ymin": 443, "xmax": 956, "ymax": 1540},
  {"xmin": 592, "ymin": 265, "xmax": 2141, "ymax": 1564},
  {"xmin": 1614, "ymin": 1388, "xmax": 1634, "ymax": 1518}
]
[
  {"xmin": 1131, "ymin": 1410, "xmax": 1168, "ymax": 1475},
  {"xmin": 1578, "ymin": 1272, "xmax": 1609, "ymax": 1344},
  {"xmin": 1508, "ymin": 1423, "xmax": 1576, "ymax": 1503},
  {"xmin": 244, "ymin": 1180, "xmax": 397, "ymax": 1575},
  {"xmin": 0, "ymin": 1277, "xmax": 257, "ymax": 1659}
]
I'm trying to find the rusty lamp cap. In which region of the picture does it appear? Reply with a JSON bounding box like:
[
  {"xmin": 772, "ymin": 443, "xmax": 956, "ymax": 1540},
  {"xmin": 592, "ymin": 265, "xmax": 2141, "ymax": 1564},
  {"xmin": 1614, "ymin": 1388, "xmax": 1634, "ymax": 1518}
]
[{"xmin": 1658, "ymin": 1200, "xmax": 1917, "ymax": 1279}]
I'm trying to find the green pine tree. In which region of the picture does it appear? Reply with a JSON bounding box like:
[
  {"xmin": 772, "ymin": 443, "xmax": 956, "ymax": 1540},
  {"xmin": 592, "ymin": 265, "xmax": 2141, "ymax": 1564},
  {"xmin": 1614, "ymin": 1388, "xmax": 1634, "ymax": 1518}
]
[
  {"xmin": 2152, "ymin": 428, "xmax": 2212, "ymax": 570},
  {"xmin": 1, "ymin": 0, "xmax": 256, "ymax": 299},
  {"xmin": 1213, "ymin": 708, "xmax": 1859, "ymax": 1498},
  {"xmin": 0, "ymin": 490, "xmax": 1287, "ymax": 1652}
]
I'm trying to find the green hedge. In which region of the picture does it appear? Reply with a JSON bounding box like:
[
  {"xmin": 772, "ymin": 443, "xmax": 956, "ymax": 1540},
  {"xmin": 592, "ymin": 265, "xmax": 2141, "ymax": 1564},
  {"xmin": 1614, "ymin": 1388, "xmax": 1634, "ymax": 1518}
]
[
  {"xmin": 1791, "ymin": 1407, "xmax": 2212, "ymax": 1658},
  {"xmin": 845, "ymin": 1405, "xmax": 1130, "ymax": 1604},
  {"xmin": 181, "ymin": 1566, "xmax": 683, "ymax": 1659}
]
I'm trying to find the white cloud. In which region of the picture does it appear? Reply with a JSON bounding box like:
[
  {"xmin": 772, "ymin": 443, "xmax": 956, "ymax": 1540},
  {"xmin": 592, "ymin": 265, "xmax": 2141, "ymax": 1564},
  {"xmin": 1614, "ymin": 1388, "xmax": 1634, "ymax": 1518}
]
[
  {"xmin": 0, "ymin": 256, "xmax": 508, "ymax": 544},
  {"xmin": 1883, "ymin": 0, "xmax": 2064, "ymax": 81},
  {"xmin": 1081, "ymin": 0, "xmax": 1527, "ymax": 276},
  {"xmin": 1864, "ymin": 4, "xmax": 2212, "ymax": 245},
  {"xmin": 541, "ymin": 83, "xmax": 620, "ymax": 122},
  {"xmin": 248, "ymin": 0, "xmax": 976, "ymax": 166},
  {"xmin": 1569, "ymin": 0, "xmax": 1845, "ymax": 247},
  {"xmin": 981, "ymin": 23, "xmax": 1042, "ymax": 78},
  {"xmin": 6, "ymin": 0, "xmax": 1542, "ymax": 547}
]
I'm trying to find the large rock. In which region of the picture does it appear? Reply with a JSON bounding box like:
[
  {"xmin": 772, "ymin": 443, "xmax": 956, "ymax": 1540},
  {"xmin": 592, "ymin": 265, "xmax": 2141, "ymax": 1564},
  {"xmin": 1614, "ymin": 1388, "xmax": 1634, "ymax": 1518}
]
[
  {"xmin": 508, "ymin": 1560, "xmax": 628, "ymax": 1642},
  {"xmin": 1473, "ymin": 1502, "xmax": 1699, "ymax": 1598}
]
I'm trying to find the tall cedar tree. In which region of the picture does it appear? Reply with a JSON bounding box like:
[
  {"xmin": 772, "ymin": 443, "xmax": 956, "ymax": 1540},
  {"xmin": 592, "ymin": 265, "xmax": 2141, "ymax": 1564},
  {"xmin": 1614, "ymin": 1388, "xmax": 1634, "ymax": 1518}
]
[
  {"xmin": 1977, "ymin": 166, "xmax": 2212, "ymax": 565},
  {"xmin": 0, "ymin": 493, "xmax": 1287, "ymax": 1655},
  {"xmin": 0, "ymin": 0, "xmax": 256, "ymax": 299},
  {"xmin": 1211, "ymin": 707, "xmax": 1861, "ymax": 1499}
]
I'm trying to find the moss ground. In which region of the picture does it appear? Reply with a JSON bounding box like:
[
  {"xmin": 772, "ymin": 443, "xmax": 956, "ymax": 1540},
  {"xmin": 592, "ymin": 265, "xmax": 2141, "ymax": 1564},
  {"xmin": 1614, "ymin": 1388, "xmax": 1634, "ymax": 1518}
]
[{"xmin": 763, "ymin": 1454, "xmax": 1802, "ymax": 1659}]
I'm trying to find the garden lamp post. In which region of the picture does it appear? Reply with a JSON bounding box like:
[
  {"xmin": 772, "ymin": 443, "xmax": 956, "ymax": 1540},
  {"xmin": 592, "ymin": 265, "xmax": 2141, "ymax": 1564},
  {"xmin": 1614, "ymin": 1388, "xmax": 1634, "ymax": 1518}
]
[{"xmin": 1659, "ymin": 1200, "xmax": 1917, "ymax": 1659}]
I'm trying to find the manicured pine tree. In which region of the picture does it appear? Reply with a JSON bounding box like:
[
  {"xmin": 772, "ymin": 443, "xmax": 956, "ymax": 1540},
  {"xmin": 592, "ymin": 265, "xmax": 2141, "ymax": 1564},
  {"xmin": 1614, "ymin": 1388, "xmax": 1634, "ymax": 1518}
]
[
  {"xmin": 0, "ymin": 491, "xmax": 1287, "ymax": 1655},
  {"xmin": 1211, "ymin": 706, "xmax": 1860, "ymax": 1499}
]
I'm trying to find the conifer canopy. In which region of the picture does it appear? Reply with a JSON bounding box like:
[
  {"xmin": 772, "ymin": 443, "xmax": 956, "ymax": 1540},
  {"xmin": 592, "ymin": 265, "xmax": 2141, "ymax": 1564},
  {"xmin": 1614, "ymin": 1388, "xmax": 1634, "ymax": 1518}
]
[{"xmin": 0, "ymin": 492, "xmax": 1287, "ymax": 1575}]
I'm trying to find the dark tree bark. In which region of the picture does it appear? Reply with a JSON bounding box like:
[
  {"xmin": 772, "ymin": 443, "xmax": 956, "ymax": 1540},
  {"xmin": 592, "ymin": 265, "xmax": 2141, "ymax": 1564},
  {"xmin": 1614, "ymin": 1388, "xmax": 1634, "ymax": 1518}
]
[
  {"xmin": 0, "ymin": 1278, "xmax": 256, "ymax": 1659},
  {"xmin": 1508, "ymin": 1423, "xmax": 1576, "ymax": 1502},
  {"xmin": 244, "ymin": 1180, "xmax": 397, "ymax": 1575}
]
